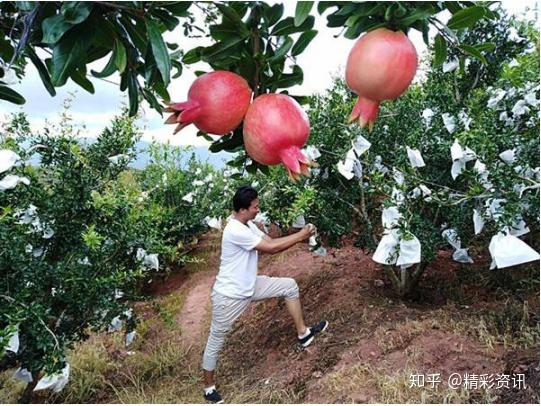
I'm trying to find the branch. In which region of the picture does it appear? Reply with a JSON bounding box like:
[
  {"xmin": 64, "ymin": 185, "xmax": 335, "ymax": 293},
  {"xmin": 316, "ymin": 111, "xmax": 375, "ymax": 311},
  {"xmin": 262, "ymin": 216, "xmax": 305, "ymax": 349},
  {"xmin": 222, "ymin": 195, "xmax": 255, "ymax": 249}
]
[
  {"xmin": 0, "ymin": 294, "xmax": 60, "ymax": 351},
  {"xmin": 95, "ymin": 1, "xmax": 146, "ymax": 17},
  {"xmin": 249, "ymin": 6, "xmax": 262, "ymax": 98},
  {"xmin": 8, "ymin": 3, "xmax": 42, "ymax": 69},
  {"xmin": 410, "ymin": 262, "xmax": 428, "ymax": 291},
  {"xmin": 383, "ymin": 265, "xmax": 401, "ymax": 295},
  {"xmin": 469, "ymin": 65, "xmax": 484, "ymax": 92},
  {"xmin": 358, "ymin": 180, "xmax": 378, "ymax": 247}
]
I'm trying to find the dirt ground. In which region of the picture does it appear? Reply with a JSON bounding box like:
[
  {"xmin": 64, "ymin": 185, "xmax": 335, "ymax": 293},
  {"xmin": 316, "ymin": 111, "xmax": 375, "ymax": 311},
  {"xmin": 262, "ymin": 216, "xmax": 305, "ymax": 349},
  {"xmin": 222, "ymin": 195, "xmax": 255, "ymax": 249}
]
[
  {"xmin": 9, "ymin": 231, "xmax": 538, "ymax": 404},
  {"xmin": 158, "ymin": 232, "xmax": 539, "ymax": 403}
]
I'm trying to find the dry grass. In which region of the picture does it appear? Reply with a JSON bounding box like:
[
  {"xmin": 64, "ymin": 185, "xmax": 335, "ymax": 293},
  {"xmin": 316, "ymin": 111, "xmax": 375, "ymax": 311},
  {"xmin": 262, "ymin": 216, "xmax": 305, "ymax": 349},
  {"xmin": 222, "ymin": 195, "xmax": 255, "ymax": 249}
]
[
  {"xmin": 375, "ymin": 318, "xmax": 426, "ymax": 354},
  {"xmin": 0, "ymin": 370, "xmax": 27, "ymax": 403},
  {"xmin": 219, "ymin": 376, "xmax": 300, "ymax": 404},
  {"xmin": 433, "ymin": 300, "xmax": 539, "ymax": 351},
  {"xmin": 320, "ymin": 362, "xmax": 500, "ymax": 403}
]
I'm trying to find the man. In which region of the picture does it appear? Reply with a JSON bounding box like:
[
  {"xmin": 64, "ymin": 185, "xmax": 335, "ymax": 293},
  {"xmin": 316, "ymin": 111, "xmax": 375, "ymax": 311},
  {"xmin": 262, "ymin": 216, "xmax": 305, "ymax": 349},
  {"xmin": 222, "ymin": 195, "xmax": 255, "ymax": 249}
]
[{"xmin": 202, "ymin": 186, "xmax": 329, "ymax": 403}]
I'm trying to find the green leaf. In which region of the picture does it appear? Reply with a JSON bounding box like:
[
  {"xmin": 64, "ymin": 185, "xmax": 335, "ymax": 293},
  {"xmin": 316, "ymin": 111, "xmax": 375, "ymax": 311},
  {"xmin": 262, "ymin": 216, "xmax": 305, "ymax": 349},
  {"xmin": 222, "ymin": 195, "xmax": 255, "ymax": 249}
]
[
  {"xmin": 197, "ymin": 130, "xmax": 215, "ymax": 143},
  {"xmin": 258, "ymin": 164, "xmax": 270, "ymax": 176},
  {"xmin": 384, "ymin": 3, "xmax": 396, "ymax": 21},
  {"xmin": 215, "ymin": 3, "xmax": 242, "ymax": 23},
  {"xmin": 447, "ymin": 6, "xmax": 486, "ymax": 30},
  {"xmin": 268, "ymin": 37, "xmax": 294, "ymax": 63},
  {"xmin": 70, "ymin": 69, "xmax": 94, "ymax": 94},
  {"xmin": 16, "ymin": 2, "xmax": 36, "ymax": 12},
  {"xmin": 288, "ymin": 94, "xmax": 309, "ymax": 105},
  {"xmin": 345, "ymin": 13, "xmax": 362, "ymax": 28},
  {"xmin": 397, "ymin": 7, "xmax": 435, "ymax": 27},
  {"xmin": 421, "ymin": 20, "xmax": 429, "ymax": 45},
  {"xmin": 202, "ymin": 37, "xmax": 245, "ymax": 61},
  {"xmin": 26, "ymin": 47, "xmax": 56, "ymax": 96},
  {"xmin": 291, "ymin": 29, "xmax": 317, "ymax": 56},
  {"xmin": 182, "ymin": 47, "xmax": 203, "ymax": 64},
  {"xmin": 335, "ymin": 3, "xmax": 358, "ymax": 16},
  {"xmin": 351, "ymin": 2, "xmax": 385, "ymax": 17},
  {"xmin": 160, "ymin": 1, "xmax": 192, "ymax": 15},
  {"xmin": 326, "ymin": 13, "xmax": 349, "ymax": 28},
  {"xmin": 0, "ymin": 36, "xmax": 14, "ymax": 63},
  {"xmin": 90, "ymin": 50, "xmax": 117, "ymax": 78},
  {"xmin": 87, "ymin": 46, "xmax": 112, "ymax": 64},
  {"xmin": 213, "ymin": 4, "xmax": 249, "ymax": 37},
  {"xmin": 444, "ymin": 2, "xmax": 464, "ymax": 14},
  {"xmin": 146, "ymin": 19, "xmax": 171, "ymax": 86},
  {"xmin": 142, "ymin": 88, "xmax": 162, "ymax": 113},
  {"xmin": 41, "ymin": 14, "xmax": 74, "ymax": 44},
  {"xmin": 344, "ymin": 23, "xmax": 363, "ymax": 40},
  {"xmin": 0, "ymin": 85, "xmax": 25, "ymax": 104},
  {"xmin": 344, "ymin": 20, "xmax": 385, "ymax": 39},
  {"xmin": 459, "ymin": 43, "xmax": 487, "ymax": 64},
  {"xmin": 271, "ymin": 65, "xmax": 303, "ymax": 89},
  {"xmin": 171, "ymin": 60, "xmax": 183, "ymax": 79},
  {"xmin": 264, "ymin": 3, "xmax": 284, "ymax": 26},
  {"xmin": 209, "ymin": 132, "xmax": 244, "ymax": 153},
  {"xmin": 474, "ymin": 42, "xmax": 496, "ymax": 52},
  {"xmin": 153, "ymin": 8, "xmax": 180, "ymax": 31},
  {"xmin": 294, "ymin": 2, "xmax": 314, "ymax": 27},
  {"xmin": 144, "ymin": 45, "xmax": 158, "ymax": 83},
  {"xmin": 114, "ymin": 40, "xmax": 127, "ymax": 73},
  {"xmin": 210, "ymin": 21, "xmax": 246, "ymax": 41},
  {"xmin": 271, "ymin": 16, "xmax": 315, "ymax": 36},
  {"xmin": 51, "ymin": 27, "xmax": 91, "ymax": 86},
  {"xmin": 153, "ymin": 80, "xmax": 170, "ymax": 101},
  {"xmin": 61, "ymin": 2, "xmax": 93, "ymax": 24},
  {"xmin": 317, "ymin": 2, "xmax": 335, "ymax": 14},
  {"xmin": 433, "ymin": 34, "xmax": 447, "ymax": 67},
  {"xmin": 120, "ymin": 16, "xmax": 147, "ymax": 55},
  {"xmin": 127, "ymin": 72, "xmax": 139, "ymax": 116}
]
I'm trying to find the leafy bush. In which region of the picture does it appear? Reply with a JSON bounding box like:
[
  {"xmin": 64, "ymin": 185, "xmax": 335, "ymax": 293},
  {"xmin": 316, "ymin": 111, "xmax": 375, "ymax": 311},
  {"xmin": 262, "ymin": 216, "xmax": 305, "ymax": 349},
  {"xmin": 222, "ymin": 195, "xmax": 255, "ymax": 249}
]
[{"xmin": 0, "ymin": 108, "xmax": 232, "ymax": 399}]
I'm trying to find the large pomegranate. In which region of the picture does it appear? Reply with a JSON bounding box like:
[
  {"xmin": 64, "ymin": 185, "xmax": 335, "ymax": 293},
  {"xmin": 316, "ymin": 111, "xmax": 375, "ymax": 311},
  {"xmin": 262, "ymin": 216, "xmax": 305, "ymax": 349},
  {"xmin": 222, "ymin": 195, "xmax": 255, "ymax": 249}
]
[
  {"xmin": 243, "ymin": 94, "xmax": 312, "ymax": 181},
  {"xmin": 164, "ymin": 71, "xmax": 252, "ymax": 135},
  {"xmin": 345, "ymin": 28, "xmax": 417, "ymax": 131}
]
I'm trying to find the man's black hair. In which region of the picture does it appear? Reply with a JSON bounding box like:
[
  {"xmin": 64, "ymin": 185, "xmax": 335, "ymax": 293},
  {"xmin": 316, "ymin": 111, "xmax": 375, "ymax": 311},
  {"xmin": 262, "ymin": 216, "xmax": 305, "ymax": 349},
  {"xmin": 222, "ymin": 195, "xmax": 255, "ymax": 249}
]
[{"xmin": 233, "ymin": 186, "xmax": 258, "ymax": 212}]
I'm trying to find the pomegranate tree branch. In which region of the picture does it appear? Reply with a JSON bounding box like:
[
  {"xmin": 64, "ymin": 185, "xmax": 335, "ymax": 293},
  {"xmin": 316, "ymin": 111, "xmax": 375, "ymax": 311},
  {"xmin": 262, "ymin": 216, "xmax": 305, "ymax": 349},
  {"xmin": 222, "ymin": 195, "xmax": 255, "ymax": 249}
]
[
  {"xmin": 0, "ymin": 294, "xmax": 60, "ymax": 350},
  {"xmin": 249, "ymin": 6, "xmax": 262, "ymax": 97}
]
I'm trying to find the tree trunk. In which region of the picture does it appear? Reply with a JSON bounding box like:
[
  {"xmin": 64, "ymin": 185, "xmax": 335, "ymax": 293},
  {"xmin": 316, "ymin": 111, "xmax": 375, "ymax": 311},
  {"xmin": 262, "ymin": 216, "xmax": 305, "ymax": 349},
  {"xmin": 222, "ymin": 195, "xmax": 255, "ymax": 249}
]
[
  {"xmin": 19, "ymin": 370, "xmax": 39, "ymax": 403},
  {"xmin": 384, "ymin": 263, "xmax": 428, "ymax": 298}
]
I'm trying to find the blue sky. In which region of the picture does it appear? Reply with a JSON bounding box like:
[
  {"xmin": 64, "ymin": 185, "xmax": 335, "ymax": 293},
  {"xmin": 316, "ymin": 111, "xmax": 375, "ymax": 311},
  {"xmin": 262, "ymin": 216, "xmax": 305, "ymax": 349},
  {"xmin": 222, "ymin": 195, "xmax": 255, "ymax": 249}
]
[{"xmin": 0, "ymin": 1, "xmax": 534, "ymax": 149}]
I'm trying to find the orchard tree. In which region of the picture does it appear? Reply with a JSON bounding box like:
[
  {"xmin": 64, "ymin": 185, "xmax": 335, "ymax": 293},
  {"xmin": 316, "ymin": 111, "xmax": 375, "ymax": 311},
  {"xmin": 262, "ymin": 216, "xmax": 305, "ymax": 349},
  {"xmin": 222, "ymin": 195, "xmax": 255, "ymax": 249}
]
[
  {"xmin": 258, "ymin": 9, "xmax": 539, "ymax": 297},
  {"xmin": 0, "ymin": 108, "xmax": 233, "ymax": 401}
]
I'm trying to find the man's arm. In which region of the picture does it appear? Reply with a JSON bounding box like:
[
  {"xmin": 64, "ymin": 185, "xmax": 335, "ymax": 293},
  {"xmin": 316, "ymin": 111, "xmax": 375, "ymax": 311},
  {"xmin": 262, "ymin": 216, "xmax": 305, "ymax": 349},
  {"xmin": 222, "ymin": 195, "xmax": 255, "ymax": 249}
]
[{"xmin": 255, "ymin": 225, "xmax": 314, "ymax": 254}]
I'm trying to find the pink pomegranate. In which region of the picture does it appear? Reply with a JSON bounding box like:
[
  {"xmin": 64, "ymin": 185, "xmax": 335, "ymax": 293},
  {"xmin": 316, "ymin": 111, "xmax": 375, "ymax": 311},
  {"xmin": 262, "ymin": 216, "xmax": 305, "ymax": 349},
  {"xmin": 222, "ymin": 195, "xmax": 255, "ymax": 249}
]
[
  {"xmin": 164, "ymin": 71, "xmax": 252, "ymax": 135},
  {"xmin": 243, "ymin": 94, "xmax": 312, "ymax": 181},
  {"xmin": 345, "ymin": 28, "xmax": 418, "ymax": 131}
]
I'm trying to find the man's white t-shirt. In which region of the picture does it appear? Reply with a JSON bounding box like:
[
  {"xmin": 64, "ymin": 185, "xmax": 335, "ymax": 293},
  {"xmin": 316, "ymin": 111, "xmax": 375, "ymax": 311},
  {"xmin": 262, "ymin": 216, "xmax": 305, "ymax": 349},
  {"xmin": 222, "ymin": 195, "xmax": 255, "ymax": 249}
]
[{"xmin": 213, "ymin": 218, "xmax": 265, "ymax": 299}]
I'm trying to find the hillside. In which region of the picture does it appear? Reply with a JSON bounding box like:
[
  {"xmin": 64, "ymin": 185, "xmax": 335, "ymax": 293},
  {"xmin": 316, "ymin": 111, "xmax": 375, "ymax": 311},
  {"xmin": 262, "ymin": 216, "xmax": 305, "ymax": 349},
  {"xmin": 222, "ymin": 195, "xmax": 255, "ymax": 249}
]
[{"xmin": 3, "ymin": 231, "xmax": 537, "ymax": 404}]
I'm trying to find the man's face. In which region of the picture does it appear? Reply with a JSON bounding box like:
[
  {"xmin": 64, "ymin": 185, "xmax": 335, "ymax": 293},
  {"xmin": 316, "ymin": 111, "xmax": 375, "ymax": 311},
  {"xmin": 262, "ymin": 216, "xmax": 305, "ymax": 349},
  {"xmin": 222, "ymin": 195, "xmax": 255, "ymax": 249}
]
[{"xmin": 246, "ymin": 198, "xmax": 260, "ymax": 220}]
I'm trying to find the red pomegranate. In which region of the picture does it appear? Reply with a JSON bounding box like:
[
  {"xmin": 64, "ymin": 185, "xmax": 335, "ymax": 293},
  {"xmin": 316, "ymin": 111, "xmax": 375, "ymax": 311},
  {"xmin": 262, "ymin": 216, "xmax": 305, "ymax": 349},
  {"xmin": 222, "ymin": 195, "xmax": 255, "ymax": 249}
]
[
  {"xmin": 164, "ymin": 71, "xmax": 252, "ymax": 135},
  {"xmin": 243, "ymin": 94, "xmax": 312, "ymax": 181},
  {"xmin": 345, "ymin": 28, "xmax": 418, "ymax": 131}
]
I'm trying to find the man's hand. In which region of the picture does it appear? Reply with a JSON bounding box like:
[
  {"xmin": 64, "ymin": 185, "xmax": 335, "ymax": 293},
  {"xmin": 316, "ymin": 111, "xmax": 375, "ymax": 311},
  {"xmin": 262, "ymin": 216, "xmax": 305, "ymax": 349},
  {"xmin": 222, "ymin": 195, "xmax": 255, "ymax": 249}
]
[
  {"xmin": 299, "ymin": 223, "xmax": 317, "ymax": 240},
  {"xmin": 256, "ymin": 223, "xmax": 317, "ymax": 254}
]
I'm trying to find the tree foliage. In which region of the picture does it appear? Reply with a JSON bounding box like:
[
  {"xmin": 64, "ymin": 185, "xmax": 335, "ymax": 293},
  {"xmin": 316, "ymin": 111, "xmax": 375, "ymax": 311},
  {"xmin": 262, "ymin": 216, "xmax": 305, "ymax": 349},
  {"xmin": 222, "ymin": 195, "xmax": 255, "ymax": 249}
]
[{"xmin": 1, "ymin": 1, "xmax": 497, "ymax": 171}]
